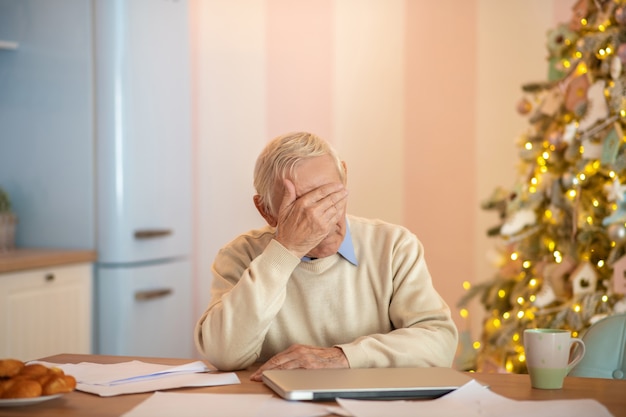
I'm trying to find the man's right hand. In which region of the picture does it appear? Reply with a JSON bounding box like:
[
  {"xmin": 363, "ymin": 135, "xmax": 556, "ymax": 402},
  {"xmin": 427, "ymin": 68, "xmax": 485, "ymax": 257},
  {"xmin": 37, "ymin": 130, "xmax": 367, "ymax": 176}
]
[{"xmin": 274, "ymin": 179, "xmax": 348, "ymax": 259}]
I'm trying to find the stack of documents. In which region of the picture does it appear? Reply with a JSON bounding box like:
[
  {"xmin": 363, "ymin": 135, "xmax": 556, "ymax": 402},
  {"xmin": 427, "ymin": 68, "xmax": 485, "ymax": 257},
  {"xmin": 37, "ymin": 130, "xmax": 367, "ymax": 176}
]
[
  {"xmin": 34, "ymin": 360, "xmax": 240, "ymax": 397},
  {"xmin": 121, "ymin": 379, "xmax": 615, "ymax": 417}
]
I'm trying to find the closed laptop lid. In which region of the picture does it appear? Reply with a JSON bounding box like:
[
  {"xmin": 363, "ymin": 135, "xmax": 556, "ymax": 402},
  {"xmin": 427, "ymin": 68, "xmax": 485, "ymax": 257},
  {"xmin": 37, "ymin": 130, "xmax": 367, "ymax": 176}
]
[{"xmin": 262, "ymin": 367, "xmax": 473, "ymax": 401}]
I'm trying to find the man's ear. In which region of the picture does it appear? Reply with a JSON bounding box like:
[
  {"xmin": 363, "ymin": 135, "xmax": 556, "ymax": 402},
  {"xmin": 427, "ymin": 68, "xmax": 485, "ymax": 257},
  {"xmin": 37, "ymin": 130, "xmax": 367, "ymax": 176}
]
[{"xmin": 253, "ymin": 195, "xmax": 278, "ymax": 227}]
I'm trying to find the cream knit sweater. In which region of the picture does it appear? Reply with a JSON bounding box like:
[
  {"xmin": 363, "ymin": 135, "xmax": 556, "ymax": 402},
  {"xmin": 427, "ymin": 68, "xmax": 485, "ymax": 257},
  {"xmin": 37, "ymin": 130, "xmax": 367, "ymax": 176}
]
[{"xmin": 195, "ymin": 215, "xmax": 458, "ymax": 371}]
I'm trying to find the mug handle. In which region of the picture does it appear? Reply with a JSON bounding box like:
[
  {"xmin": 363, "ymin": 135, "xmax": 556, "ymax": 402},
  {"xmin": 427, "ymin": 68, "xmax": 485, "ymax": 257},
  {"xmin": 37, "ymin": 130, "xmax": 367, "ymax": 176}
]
[{"xmin": 566, "ymin": 338, "xmax": 586, "ymax": 373}]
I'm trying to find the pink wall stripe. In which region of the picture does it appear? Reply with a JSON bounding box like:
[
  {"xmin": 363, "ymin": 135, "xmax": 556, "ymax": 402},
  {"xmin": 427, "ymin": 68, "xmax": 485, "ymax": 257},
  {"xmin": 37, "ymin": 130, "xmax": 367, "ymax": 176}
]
[
  {"xmin": 266, "ymin": 0, "xmax": 333, "ymax": 141},
  {"xmin": 405, "ymin": 1, "xmax": 478, "ymax": 330}
]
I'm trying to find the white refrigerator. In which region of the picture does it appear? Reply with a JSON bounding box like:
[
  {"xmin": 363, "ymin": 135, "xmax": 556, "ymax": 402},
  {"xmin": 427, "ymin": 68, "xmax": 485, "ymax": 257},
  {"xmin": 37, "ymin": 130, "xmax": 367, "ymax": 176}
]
[{"xmin": 93, "ymin": 0, "xmax": 194, "ymax": 358}]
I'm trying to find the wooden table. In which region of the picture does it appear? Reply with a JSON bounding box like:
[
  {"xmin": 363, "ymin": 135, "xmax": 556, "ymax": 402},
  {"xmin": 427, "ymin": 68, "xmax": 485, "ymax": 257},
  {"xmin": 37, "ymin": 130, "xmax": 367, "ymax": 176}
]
[{"xmin": 1, "ymin": 353, "xmax": 625, "ymax": 417}]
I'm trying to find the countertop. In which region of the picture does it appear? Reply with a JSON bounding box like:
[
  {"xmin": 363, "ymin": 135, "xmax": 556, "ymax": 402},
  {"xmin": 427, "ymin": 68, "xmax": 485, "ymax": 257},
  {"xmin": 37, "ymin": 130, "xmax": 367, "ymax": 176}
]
[{"xmin": 0, "ymin": 248, "xmax": 97, "ymax": 273}]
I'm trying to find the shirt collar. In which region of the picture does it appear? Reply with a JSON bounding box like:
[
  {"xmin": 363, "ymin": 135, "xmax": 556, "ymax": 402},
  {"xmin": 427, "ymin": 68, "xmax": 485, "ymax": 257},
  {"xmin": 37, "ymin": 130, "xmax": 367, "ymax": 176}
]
[{"xmin": 301, "ymin": 220, "xmax": 358, "ymax": 266}]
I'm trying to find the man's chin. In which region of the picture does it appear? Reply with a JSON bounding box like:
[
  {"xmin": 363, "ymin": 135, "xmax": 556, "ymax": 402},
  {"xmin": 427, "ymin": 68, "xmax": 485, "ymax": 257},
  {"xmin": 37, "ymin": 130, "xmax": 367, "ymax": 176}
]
[{"xmin": 308, "ymin": 242, "xmax": 342, "ymax": 259}]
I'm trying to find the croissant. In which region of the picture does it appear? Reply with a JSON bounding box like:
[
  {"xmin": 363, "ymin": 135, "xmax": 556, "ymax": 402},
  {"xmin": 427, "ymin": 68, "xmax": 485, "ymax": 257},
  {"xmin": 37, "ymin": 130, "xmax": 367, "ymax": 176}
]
[{"xmin": 0, "ymin": 359, "xmax": 76, "ymax": 399}]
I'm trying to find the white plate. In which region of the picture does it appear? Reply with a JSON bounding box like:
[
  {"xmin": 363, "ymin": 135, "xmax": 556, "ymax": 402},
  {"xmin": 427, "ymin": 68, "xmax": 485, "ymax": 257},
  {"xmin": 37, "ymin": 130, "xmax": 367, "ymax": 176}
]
[{"xmin": 0, "ymin": 393, "xmax": 63, "ymax": 407}]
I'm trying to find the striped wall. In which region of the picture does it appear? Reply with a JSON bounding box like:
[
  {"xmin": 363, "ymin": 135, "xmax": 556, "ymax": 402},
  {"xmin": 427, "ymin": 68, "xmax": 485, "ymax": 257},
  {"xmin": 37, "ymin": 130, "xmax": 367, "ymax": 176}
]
[{"xmin": 191, "ymin": 0, "xmax": 577, "ymax": 347}]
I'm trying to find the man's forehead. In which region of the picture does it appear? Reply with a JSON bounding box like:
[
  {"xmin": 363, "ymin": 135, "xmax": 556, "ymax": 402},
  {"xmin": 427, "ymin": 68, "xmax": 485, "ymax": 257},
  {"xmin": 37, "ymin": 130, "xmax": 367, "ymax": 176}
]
[{"xmin": 292, "ymin": 157, "xmax": 342, "ymax": 195}]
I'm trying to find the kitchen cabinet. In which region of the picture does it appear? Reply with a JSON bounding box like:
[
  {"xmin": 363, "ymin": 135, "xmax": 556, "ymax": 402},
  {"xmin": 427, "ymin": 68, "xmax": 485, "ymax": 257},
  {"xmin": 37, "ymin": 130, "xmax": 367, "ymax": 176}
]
[{"xmin": 0, "ymin": 249, "xmax": 95, "ymax": 361}]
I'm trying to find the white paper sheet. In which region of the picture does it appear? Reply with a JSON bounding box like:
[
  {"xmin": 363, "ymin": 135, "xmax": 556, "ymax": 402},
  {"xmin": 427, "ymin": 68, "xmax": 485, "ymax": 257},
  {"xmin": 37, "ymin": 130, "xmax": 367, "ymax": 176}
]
[
  {"xmin": 34, "ymin": 360, "xmax": 240, "ymax": 397},
  {"xmin": 336, "ymin": 379, "xmax": 615, "ymax": 417},
  {"xmin": 121, "ymin": 392, "xmax": 330, "ymax": 417}
]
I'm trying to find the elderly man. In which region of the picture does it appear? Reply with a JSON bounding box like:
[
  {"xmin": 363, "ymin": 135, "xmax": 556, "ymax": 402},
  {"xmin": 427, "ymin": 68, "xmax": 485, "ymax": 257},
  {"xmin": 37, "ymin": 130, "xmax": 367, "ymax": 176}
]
[{"xmin": 195, "ymin": 132, "xmax": 458, "ymax": 381}]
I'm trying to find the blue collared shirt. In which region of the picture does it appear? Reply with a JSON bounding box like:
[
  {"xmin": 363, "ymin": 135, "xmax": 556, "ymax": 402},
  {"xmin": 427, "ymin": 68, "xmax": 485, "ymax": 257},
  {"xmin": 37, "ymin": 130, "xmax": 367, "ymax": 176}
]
[{"xmin": 301, "ymin": 221, "xmax": 358, "ymax": 266}]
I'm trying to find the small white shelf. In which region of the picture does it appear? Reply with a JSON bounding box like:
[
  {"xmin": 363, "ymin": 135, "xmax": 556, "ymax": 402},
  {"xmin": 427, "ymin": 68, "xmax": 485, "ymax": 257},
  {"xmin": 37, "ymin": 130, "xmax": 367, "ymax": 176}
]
[{"xmin": 0, "ymin": 40, "xmax": 19, "ymax": 50}]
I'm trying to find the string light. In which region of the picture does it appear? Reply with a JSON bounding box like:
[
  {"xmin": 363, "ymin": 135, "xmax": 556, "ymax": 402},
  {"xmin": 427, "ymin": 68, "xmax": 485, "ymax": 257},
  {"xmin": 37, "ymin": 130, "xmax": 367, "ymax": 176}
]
[{"xmin": 554, "ymin": 250, "xmax": 563, "ymax": 263}]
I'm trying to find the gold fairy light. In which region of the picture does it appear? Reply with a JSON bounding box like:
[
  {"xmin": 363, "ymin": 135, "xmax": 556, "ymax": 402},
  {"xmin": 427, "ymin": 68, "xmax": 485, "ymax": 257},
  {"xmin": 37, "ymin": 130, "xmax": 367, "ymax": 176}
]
[
  {"xmin": 554, "ymin": 250, "xmax": 563, "ymax": 263},
  {"xmin": 511, "ymin": 252, "xmax": 519, "ymax": 261},
  {"xmin": 544, "ymin": 209, "xmax": 553, "ymax": 221},
  {"xmin": 525, "ymin": 142, "xmax": 533, "ymax": 150},
  {"xmin": 460, "ymin": 308, "xmax": 469, "ymax": 318},
  {"xmin": 463, "ymin": 281, "xmax": 471, "ymax": 290},
  {"xmin": 517, "ymin": 311, "xmax": 525, "ymax": 319},
  {"xmin": 498, "ymin": 289, "xmax": 506, "ymax": 298},
  {"xmin": 602, "ymin": 295, "xmax": 609, "ymax": 302},
  {"xmin": 529, "ymin": 278, "xmax": 537, "ymax": 287},
  {"xmin": 597, "ymin": 260, "xmax": 604, "ymax": 268},
  {"xmin": 573, "ymin": 304, "xmax": 582, "ymax": 313},
  {"xmin": 503, "ymin": 312, "xmax": 511, "ymax": 320}
]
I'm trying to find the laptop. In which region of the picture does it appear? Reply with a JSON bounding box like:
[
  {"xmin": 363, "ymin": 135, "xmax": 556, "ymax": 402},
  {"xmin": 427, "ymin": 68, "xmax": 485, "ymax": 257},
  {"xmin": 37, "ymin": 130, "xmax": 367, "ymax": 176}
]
[{"xmin": 262, "ymin": 367, "xmax": 474, "ymax": 401}]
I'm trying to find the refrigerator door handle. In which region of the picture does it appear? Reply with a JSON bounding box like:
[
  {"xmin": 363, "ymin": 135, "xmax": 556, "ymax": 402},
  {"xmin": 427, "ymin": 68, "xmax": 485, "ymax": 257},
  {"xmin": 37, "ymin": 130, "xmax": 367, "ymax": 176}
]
[
  {"xmin": 134, "ymin": 229, "xmax": 173, "ymax": 239},
  {"xmin": 134, "ymin": 288, "xmax": 173, "ymax": 301}
]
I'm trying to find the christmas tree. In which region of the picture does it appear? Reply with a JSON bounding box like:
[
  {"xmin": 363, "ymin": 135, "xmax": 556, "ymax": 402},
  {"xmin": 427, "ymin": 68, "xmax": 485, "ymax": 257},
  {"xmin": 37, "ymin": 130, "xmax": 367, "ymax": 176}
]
[{"xmin": 460, "ymin": 0, "xmax": 626, "ymax": 373}]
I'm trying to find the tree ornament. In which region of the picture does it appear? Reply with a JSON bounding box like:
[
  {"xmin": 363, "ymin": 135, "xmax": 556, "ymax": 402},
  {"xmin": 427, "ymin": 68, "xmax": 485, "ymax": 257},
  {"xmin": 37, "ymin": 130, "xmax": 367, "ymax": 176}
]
[
  {"xmin": 613, "ymin": 297, "xmax": 626, "ymax": 313},
  {"xmin": 579, "ymin": 80, "xmax": 610, "ymax": 131},
  {"xmin": 561, "ymin": 171, "xmax": 576, "ymax": 188},
  {"xmin": 600, "ymin": 123, "xmax": 623, "ymax": 165},
  {"xmin": 607, "ymin": 223, "xmax": 626, "ymax": 243},
  {"xmin": 612, "ymin": 255, "xmax": 626, "ymax": 295},
  {"xmin": 500, "ymin": 208, "xmax": 537, "ymax": 237},
  {"xmin": 618, "ymin": 43, "xmax": 626, "ymax": 65},
  {"xmin": 610, "ymin": 55, "xmax": 622, "ymax": 80},
  {"xmin": 516, "ymin": 97, "xmax": 533, "ymax": 115},
  {"xmin": 565, "ymin": 73, "xmax": 591, "ymax": 114},
  {"xmin": 563, "ymin": 122, "xmax": 578, "ymax": 143},
  {"xmin": 569, "ymin": 262, "xmax": 598, "ymax": 296},
  {"xmin": 604, "ymin": 178, "xmax": 626, "ymax": 203},
  {"xmin": 615, "ymin": 5, "xmax": 626, "ymax": 26},
  {"xmin": 534, "ymin": 282, "xmax": 558, "ymax": 308},
  {"xmin": 570, "ymin": 0, "xmax": 594, "ymax": 31},
  {"xmin": 547, "ymin": 24, "xmax": 579, "ymax": 56}
]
